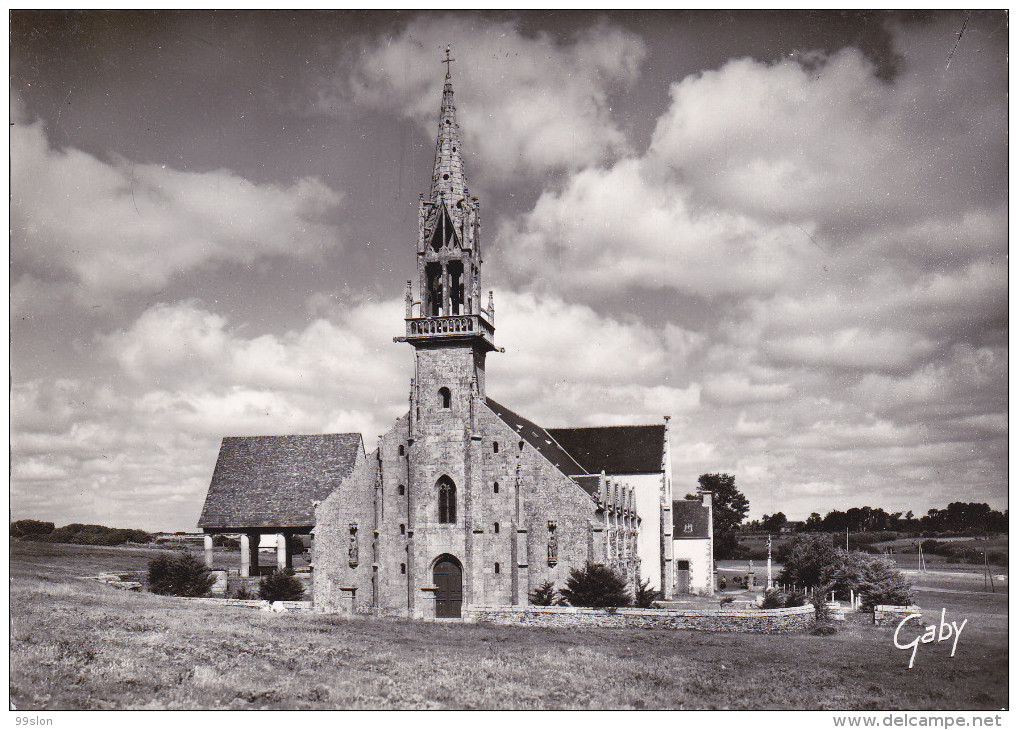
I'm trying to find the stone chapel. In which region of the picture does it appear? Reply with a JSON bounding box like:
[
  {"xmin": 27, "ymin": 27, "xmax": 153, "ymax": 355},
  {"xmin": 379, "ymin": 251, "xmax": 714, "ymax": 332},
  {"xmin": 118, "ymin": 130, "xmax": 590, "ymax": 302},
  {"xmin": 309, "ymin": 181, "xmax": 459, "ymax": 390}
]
[{"xmin": 199, "ymin": 55, "xmax": 714, "ymax": 619}]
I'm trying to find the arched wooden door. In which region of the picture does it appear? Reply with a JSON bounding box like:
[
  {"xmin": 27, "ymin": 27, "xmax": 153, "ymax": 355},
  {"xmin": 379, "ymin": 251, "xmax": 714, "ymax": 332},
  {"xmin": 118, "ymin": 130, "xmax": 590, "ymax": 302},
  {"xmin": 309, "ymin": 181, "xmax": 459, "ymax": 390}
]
[{"xmin": 433, "ymin": 556, "xmax": 463, "ymax": 618}]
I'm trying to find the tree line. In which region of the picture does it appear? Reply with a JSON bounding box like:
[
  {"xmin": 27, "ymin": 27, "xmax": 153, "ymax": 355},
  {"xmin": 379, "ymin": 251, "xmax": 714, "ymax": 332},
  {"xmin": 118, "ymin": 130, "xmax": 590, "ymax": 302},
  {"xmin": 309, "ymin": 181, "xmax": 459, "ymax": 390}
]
[
  {"xmin": 799, "ymin": 502, "xmax": 1007, "ymax": 535},
  {"xmin": 10, "ymin": 520, "xmax": 154, "ymax": 546},
  {"xmin": 741, "ymin": 503, "xmax": 1007, "ymax": 536}
]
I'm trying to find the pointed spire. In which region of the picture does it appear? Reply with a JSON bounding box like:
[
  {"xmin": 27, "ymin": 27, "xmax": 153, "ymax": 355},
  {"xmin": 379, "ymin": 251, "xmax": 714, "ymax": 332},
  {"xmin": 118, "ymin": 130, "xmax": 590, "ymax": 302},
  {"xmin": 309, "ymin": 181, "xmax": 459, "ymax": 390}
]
[{"xmin": 431, "ymin": 45, "xmax": 468, "ymax": 206}]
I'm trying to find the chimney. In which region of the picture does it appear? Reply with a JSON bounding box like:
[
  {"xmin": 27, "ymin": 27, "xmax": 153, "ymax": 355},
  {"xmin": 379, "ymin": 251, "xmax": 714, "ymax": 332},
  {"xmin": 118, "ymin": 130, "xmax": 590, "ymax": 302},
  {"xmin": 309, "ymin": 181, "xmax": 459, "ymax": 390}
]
[{"xmin": 700, "ymin": 491, "xmax": 712, "ymax": 508}]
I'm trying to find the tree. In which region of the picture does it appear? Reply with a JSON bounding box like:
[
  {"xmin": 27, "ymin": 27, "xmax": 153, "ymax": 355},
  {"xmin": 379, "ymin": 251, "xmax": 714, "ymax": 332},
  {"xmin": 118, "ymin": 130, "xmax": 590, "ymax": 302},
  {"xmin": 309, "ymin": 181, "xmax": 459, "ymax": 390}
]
[
  {"xmin": 687, "ymin": 473, "xmax": 749, "ymax": 559},
  {"xmin": 558, "ymin": 563, "xmax": 631, "ymax": 608},
  {"xmin": 804, "ymin": 512, "xmax": 823, "ymax": 532},
  {"xmin": 761, "ymin": 512, "xmax": 787, "ymax": 533},
  {"xmin": 778, "ymin": 533, "xmax": 844, "ymax": 588},
  {"xmin": 852, "ymin": 554, "xmax": 913, "ymax": 610},
  {"xmin": 822, "ymin": 550, "xmax": 871, "ymax": 599}
]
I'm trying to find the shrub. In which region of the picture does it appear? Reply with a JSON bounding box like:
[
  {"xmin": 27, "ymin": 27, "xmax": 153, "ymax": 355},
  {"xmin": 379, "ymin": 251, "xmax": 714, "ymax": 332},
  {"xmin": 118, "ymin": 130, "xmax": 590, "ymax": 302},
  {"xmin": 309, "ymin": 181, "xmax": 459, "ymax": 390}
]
[
  {"xmin": 634, "ymin": 577, "xmax": 662, "ymax": 608},
  {"xmin": 147, "ymin": 552, "xmax": 215, "ymax": 597},
  {"xmin": 10, "ymin": 519, "xmax": 55, "ymax": 538},
  {"xmin": 558, "ymin": 562, "xmax": 631, "ymax": 608},
  {"xmin": 718, "ymin": 577, "xmax": 727, "ymax": 590},
  {"xmin": 812, "ymin": 624, "xmax": 837, "ymax": 636},
  {"xmin": 719, "ymin": 596, "xmax": 735, "ymax": 607},
  {"xmin": 259, "ymin": 569, "xmax": 305, "ymax": 601},
  {"xmin": 232, "ymin": 586, "xmax": 254, "ymax": 600},
  {"xmin": 784, "ymin": 590, "xmax": 808, "ymax": 607},
  {"xmin": 529, "ymin": 580, "xmax": 558, "ymax": 606},
  {"xmin": 147, "ymin": 555, "xmax": 173, "ymax": 592},
  {"xmin": 760, "ymin": 589, "xmax": 786, "ymax": 609}
]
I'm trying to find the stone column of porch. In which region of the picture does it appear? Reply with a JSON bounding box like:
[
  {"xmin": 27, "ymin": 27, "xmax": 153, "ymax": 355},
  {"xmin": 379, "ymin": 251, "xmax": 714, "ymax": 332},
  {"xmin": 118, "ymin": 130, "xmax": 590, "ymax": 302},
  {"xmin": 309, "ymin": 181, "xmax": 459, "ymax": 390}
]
[
  {"xmin": 276, "ymin": 532, "xmax": 291, "ymax": 572},
  {"xmin": 204, "ymin": 534, "xmax": 214, "ymax": 568},
  {"xmin": 240, "ymin": 532, "xmax": 260, "ymax": 577}
]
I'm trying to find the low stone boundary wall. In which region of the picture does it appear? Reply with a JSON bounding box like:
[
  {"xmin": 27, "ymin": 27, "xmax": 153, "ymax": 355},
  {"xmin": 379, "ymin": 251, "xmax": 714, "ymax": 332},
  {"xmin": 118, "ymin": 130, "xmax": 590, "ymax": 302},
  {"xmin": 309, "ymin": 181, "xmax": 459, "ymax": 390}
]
[
  {"xmin": 464, "ymin": 604, "xmax": 815, "ymax": 634},
  {"xmin": 180, "ymin": 597, "xmax": 313, "ymax": 612},
  {"xmin": 873, "ymin": 604, "xmax": 921, "ymax": 626}
]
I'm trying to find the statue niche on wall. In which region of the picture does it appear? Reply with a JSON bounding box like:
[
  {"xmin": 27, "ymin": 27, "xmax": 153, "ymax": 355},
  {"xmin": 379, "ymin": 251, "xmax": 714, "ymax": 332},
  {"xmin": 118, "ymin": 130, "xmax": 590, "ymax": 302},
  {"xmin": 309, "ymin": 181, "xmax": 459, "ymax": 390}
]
[{"xmin": 348, "ymin": 523, "xmax": 358, "ymax": 567}]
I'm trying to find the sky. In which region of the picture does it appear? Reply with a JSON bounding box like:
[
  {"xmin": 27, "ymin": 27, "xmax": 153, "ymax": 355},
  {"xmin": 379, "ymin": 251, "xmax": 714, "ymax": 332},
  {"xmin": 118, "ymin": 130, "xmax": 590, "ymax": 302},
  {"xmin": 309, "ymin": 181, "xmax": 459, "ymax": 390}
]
[{"xmin": 9, "ymin": 10, "xmax": 1009, "ymax": 532}]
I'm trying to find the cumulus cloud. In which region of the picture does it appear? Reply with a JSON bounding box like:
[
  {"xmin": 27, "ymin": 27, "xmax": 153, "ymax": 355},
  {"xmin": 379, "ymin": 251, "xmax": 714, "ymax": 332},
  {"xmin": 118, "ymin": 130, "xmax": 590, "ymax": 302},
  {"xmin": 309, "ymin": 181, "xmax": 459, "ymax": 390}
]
[
  {"xmin": 492, "ymin": 16, "xmax": 1006, "ymax": 516},
  {"xmin": 500, "ymin": 18, "xmax": 1006, "ymax": 304},
  {"xmin": 10, "ymin": 115, "xmax": 343, "ymax": 297},
  {"xmin": 333, "ymin": 15, "xmax": 646, "ymax": 180}
]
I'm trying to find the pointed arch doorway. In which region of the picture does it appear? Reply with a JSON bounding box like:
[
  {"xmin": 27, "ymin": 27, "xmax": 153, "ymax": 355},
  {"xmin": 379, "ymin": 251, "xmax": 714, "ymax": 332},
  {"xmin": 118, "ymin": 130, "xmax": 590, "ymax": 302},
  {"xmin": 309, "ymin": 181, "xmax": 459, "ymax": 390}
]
[{"xmin": 433, "ymin": 555, "xmax": 463, "ymax": 618}]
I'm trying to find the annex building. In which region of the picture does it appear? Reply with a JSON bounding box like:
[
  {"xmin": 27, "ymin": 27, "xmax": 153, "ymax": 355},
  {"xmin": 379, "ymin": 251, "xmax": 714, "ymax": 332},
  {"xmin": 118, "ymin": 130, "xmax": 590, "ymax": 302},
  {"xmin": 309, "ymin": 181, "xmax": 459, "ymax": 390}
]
[{"xmin": 198, "ymin": 56, "xmax": 713, "ymax": 618}]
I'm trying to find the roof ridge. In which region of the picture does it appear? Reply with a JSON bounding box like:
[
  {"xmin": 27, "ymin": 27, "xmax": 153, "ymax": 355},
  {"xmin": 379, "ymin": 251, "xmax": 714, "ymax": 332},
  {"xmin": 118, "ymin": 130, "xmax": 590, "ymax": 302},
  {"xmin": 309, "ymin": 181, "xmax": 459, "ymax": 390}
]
[{"xmin": 547, "ymin": 424, "xmax": 665, "ymax": 431}]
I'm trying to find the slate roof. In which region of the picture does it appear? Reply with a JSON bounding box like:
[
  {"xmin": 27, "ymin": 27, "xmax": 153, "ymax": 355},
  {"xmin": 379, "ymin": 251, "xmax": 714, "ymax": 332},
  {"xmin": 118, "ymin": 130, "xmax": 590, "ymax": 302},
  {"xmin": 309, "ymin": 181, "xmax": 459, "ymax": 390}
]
[
  {"xmin": 546, "ymin": 425, "xmax": 666, "ymax": 475},
  {"xmin": 198, "ymin": 433, "xmax": 363, "ymax": 531},
  {"xmin": 672, "ymin": 499, "xmax": 710, "ymax": 539},
  {"xmin": 485, "ymin": 398, "xmax": 588, "ymax": 478},
  {"xmin": 571, "ymin": 475, "xmax": 602, "ymax": 499}
]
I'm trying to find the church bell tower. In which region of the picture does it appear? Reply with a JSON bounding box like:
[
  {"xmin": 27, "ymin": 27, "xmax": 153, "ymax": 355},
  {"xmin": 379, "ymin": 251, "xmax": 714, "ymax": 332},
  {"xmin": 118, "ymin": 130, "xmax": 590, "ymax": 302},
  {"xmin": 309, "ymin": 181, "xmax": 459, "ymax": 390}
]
[{"xmin": 399, "ymin": 48, "xmax": 497, "ymax": 419}]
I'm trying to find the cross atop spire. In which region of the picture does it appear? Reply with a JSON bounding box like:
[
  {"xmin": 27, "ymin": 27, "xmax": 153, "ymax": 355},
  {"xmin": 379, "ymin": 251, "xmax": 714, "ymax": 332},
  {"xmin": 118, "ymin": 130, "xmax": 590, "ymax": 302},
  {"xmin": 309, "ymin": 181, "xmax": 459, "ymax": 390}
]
[{"xmin": 442, "ymin": 45, "xmax": 455, "ymax": 79}]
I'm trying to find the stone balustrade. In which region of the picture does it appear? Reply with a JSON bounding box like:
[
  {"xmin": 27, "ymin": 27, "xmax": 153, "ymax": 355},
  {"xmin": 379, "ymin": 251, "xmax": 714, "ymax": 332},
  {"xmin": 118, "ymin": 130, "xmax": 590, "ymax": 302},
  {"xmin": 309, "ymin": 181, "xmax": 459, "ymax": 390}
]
[{"xmin": 405, "ymin": 314, "xmax": 496, "ymax": 348}]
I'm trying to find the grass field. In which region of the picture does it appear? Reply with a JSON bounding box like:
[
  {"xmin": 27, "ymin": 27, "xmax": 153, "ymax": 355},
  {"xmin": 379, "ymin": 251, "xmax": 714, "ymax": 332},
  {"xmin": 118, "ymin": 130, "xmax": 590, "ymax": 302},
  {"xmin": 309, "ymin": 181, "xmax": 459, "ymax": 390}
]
[{"xmin": 9, "ymin": 540, "xmax": 1009, "ymax": 710}]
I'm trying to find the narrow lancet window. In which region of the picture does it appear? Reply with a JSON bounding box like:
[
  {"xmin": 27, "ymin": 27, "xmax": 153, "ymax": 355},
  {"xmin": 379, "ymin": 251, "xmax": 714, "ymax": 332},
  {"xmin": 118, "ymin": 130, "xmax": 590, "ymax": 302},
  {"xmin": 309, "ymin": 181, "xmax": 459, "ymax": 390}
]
[
  {"xmin": 437, "ymin": 476, "xmax": 457, "ymax": 523},
  {"xmin": 439, "ymin": 387, "xmax": 451, "ymax": 409}
]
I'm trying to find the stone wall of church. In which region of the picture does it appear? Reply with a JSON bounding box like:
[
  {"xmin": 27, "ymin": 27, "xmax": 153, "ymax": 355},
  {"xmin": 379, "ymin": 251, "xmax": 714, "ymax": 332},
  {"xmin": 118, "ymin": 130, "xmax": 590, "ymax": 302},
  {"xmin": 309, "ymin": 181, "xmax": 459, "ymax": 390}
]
[
  {"xmin": 311, "ymin": 453, "xmax": 377, "ymax": 615},
  {"xmin": 313, "ymin": 393, "xmax": 630, "ymax": 616},
  {"xmin": 374, "ymin": 414, "xmax": 413, "ymax": 614},
  {"xmin": 476, "ymin": 405, "xmax": 603, "ymax": 601},
  {"xmin": 415, "ymin": 343, "xmax": 485, "ymax": 413}
]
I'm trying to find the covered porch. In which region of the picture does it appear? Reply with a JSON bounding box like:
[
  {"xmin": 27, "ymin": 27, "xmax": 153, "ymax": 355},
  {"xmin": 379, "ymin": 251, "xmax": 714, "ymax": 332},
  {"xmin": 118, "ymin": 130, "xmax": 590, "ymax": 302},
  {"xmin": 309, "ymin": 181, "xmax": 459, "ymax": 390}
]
[{"xmin": 201, "ymin": 529, "xmax": 311, "ymax": 577}]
